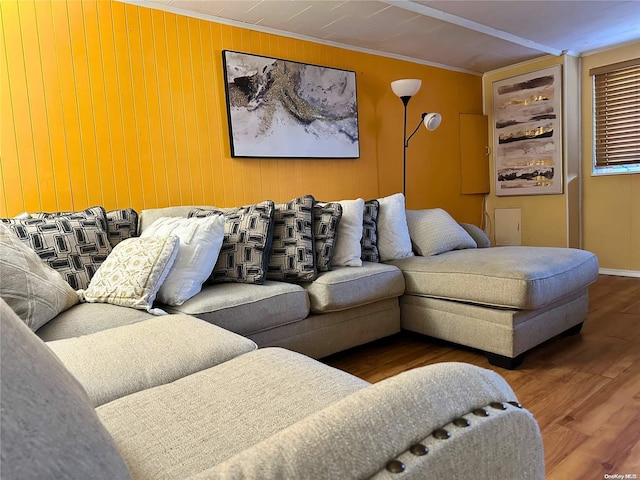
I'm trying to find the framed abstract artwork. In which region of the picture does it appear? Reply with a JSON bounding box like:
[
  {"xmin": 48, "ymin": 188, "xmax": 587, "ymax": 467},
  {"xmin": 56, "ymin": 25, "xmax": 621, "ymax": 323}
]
[
  {"xmin": 222, "ymin": 50, "xmax": 359, "ymax": 159},
  {"xmin": 492, "ymin": 65, "xmax": 563, "ymax": 196}
]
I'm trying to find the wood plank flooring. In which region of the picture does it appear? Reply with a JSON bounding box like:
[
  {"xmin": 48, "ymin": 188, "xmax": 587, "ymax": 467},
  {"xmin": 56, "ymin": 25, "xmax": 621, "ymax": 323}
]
[{"xmin": 323, "ymin": 275, "xmax": 640, "ymax": 479}]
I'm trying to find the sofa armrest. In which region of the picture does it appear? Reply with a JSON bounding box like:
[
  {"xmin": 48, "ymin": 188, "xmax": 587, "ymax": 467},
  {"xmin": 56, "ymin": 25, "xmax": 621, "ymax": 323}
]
[
  {"xmin": 47, "ymin": 314, "xmax": 257, "ymax": 407},
  {"xmin": 191, "ymin": 362, "xmax": 543, "ymax": 480},
  {"xmin": 459, "ymin": 222, "xmax": 491, "ymax": 248}
]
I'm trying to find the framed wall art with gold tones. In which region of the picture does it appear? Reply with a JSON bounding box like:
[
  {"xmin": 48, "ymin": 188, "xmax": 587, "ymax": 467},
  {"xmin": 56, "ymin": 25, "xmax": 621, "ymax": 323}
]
[
  {"xmin": 492, "ymin": 65, "xmax": 563, "ymax": 196},
  {"xmin": 222, "ymin": 50, "xmax": 359, "ymax": 159}
]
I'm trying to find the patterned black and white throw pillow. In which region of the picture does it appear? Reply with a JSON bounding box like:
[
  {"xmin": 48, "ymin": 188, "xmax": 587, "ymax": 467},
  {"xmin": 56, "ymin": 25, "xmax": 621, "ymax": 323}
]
[
  {"xmin": 2, "ymin": 206, "xmax": 112, "ymax": 290},
  {"xmin": 189, "ymin": 200, "xmax": 275, "ymax": 284},
  {"xmin": 361, "ymin": 199, "xmax": 380, "ymax": 263},
  {"xmin": 267, "ymin": 195, "xmax": 316, "ymax": 282},
  {"xmin": 105, "ymin": 208, "xmax": 139, "ymax": 248},
  {"xmin": 314, "ymin": 202, "xmax": 342, "ymax": 272}
]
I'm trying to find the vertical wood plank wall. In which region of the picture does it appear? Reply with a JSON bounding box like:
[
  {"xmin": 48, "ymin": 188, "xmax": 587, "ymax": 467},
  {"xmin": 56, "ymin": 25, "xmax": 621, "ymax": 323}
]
[{"xmin": 1, "ymin": 0, "xmax": 484, "ymax": 223}]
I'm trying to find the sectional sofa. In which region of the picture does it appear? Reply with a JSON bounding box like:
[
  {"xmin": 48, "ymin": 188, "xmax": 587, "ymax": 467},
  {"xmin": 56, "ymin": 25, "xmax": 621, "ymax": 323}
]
[
  {"xmin": 2, "ymin": 195, "xmax": 599, "ymax": 368},
  {"xmin": 2, "ymin": 193, "xmax": 602, "ymax": 478},
  {"xmin": 1, "ymin": 211, "xmax": 547, "ymax": 479}
]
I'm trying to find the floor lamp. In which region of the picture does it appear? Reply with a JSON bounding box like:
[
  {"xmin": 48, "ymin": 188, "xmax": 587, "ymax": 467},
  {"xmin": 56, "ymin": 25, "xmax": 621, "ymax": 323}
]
[{"xmin": 391, "ymin": 79, "xmax": 442, "ymax": 198}]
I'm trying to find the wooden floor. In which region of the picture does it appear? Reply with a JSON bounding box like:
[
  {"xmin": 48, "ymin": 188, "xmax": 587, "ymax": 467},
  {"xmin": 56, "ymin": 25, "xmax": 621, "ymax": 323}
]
[{"xmin": 324, "ymin": 275, "xmax": 640, "ymax": 479}]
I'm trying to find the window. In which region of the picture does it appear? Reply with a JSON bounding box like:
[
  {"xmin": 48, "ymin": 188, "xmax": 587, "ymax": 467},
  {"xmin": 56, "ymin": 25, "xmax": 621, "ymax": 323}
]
[{"xmin": 590, "ymin": 59, "xmax": 640, "ymax": 175}]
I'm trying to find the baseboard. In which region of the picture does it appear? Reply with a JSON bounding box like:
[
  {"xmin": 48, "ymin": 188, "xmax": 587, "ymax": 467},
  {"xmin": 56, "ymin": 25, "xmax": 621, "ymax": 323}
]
[{"xmin": 599, "ymin": 268, "xmax": 640, "ymax": 278}]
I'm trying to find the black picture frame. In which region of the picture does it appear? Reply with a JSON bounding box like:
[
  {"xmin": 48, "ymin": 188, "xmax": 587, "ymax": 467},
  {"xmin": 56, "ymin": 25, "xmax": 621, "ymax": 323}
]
[{"xmin": 222, "ymin": 50, "xmax": 359, "ymax": 159}]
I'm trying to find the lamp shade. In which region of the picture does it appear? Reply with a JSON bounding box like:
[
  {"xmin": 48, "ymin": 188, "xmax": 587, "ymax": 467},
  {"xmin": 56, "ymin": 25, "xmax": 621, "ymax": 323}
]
[
  {"xmin": 391, "ymin": 79, "xmax": 422, "ymax": 98},
  {"xmin": 423, "ymin": 112, "xmax": 442, "ymax": 131}
]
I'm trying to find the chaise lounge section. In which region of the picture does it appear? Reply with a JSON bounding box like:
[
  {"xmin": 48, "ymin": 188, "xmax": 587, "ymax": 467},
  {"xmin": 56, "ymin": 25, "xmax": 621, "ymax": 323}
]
[{"xmin": 390, "ymin": 246, "xmax": 599, "ymax": 368}]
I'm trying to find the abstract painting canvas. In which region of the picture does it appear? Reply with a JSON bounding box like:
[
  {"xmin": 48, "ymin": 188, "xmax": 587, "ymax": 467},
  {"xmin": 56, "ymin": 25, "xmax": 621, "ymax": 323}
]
[
  {"xmin": 222, "ymin": 50, "xmax": 359, "ymax": 158},
  {"xmin": 493, "ymin": 65, "xmax": 563, "ymax": 196}
]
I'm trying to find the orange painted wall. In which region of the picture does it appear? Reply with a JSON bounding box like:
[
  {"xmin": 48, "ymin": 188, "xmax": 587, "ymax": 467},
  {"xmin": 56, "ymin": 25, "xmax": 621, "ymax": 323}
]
[{"xmin": 1, "ymin": 0, "xmax": 484, "ymax": 224}]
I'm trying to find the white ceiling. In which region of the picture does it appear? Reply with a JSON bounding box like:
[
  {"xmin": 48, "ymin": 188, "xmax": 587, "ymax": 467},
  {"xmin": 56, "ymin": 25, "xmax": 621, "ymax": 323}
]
[{"xmin": 129, "ymin": 0, "xmax": 640, "ymax": 74}]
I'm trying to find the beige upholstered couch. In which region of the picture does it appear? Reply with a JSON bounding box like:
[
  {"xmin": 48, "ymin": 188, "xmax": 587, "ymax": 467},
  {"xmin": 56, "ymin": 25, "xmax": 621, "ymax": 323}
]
[
  {"xmin": 39, "ymin": 206, "xmax": 407, "ymax": 361},
  {"xmin": 1, "ymin": 298, "xmax": 546, "ymax": 479},
  {"xmin": 35, "ymin": 205, "xmax": 599, "ymax": 370},
  {"xmin": 3, "ymin": 203, "xmax": 599, "ymax": 478}
]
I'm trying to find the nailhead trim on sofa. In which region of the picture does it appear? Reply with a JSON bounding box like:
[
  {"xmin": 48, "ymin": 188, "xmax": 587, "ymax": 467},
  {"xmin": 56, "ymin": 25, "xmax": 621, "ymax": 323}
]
[{"xmin": 384, "ymin": 400, "xmax": 524, "ymax": 474}]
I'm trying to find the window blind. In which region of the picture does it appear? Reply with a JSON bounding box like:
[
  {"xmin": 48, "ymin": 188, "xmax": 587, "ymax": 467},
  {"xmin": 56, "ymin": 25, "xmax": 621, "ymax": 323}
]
[{"xmin": 590, "ymin": 59, "xmax": 640, "ymax": 167}]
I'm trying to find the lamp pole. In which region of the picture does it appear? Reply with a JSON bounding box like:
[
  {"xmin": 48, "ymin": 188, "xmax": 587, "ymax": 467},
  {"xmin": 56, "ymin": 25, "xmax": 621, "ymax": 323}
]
[{"xmin": 400, "ymin": 95, "xmax": 411, "ymax": 197}]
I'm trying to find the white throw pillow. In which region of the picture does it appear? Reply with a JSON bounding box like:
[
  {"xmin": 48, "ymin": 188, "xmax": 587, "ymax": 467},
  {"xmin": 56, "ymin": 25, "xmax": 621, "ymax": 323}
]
[
  {"xmin": 79, "ymin": 236, "xmax": 179, "ymax": 314},
  {"xmin": 377, "ymin": 193, "xmax": 414, "ymax": 261},
  {"xmin": 406, "ymin": 208, "xmax": 477, "ymax": 256},
  {"xmin": 141, "ymin": 215, "xmax": 225, "ymax": 305},
  {"xmin": 330, "ymin": 198, "xmax": 364, "ymax": 267}
]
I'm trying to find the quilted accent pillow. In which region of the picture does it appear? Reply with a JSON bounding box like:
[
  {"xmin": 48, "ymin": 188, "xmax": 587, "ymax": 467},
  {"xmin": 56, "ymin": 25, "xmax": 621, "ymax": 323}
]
[
  {"xmin": 189, "ymin": 200, "xmax": 275, "ymax": 284},
  {"xmin": 331, "ymin": 198, "xmax": 364, "ymax": 267},
  {"xmin": 106, "ymin": 208, "xmax": 139, "ymax": 247},
  {"xmin": 406, "ymin": 208, "xmax": 477, "ymax": 256},
  {"xmin": 267, "ymin": 195, "xmax": 316, "ymax": 282},
  {"xmin": 2, "ymin": 207, "xmax": 112, "ymax": 290},
  {"xmin": 0, "ymin": 224, "xmax": 79, "ymax": 331},
  {"xmin": 377, "ymin": 193, "xmax": 414, "ymax": 261},
  {"xmin": 314, "ymin": 202, "xmax": 342, "ymax": 272},
  {"xmin": 360, "ymin": 199, "xmax": 380, "ymax": 263},
  {"xmin": 140, "ymin": 215, "xmax": 225, "ymax": 306},
  {"xmin": 79, "ymin": 236, "xmax": 179, "ymax": 313}
]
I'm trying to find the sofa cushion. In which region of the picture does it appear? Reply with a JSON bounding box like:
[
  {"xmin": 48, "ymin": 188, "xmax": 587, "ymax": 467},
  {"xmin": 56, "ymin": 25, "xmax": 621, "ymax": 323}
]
[
  {"xmin": 36, "ymin": 303, "xmax": 154, "ymax": 341},
  {"xmin": 140, "ymin": 215, "xmax": 225, "ymax": 305},
  {"xmin": 360, "ymin": 199, "xmax": 380, "ymax": 263},
  {"xmin": 304, "ymin": 262, "xmax": 405, "ymax": 313},
  {"xmin": 97, "ymin": 348, "xmax": 367, "ymax": 479},
  {"xmin": 314, "ymin": 202, "xmax": 342, "ymax": 272},
  {"xmin": 377, "ymin": 193, "xmax": 413, "ymax": 261},
  {"xmin": 267, "ymin": 195, "xmax": 316, "ymax": 282},
  {"xmin": 406, "ymin": 208, "xmax": 477, "ymax": 256},
  {"xmin": 330, "ymin": 198, "xmax": 364, "ymax": 267},
  {"xmin": 2, "ymin": 206, "xmax": 112, "ymax": 289},
  {"xmin": 47, "ymin": 315, "xmax": 257, "ymax": 407},
  {"xmin": 0, "ymin": 224, "xmax": 79, "ymax": 331},
  {"xmin": 165, "ymin": 281, "xmax": 310, "ymax": 336},
  {"xmin": 106, "ymin": 208, "xmax": 139, "ymax": 247},
  {"xmin": 252, "ymin": 298, "xmax": 400, "ymax": 359},
  {"xmin": 0, "ymin": 299, "xmax": 130, "ymax": 480},
  {"xmin": 190, "ymin": 201, "xmax": 275, "ymax": 285},
  {"xmin": 79, "ymin": 236, "xmax": 179, "ymax": 313},
  {"xmin": 389, "ymin": 246, "xmax": 600, "ymax": 310}
]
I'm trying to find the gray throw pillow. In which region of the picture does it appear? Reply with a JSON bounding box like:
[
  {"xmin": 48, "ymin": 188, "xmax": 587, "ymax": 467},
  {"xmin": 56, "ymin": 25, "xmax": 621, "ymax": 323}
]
[
  {"xmin": 406, "ymin": 208, "xmax": 477, "ymax": 256},
  {"xmin": 0, "ymin": 224, "xmax": 79, "ymax": 331},
  {"xmin": 0, "ymin": 298, "xmax": 130, "ymax": 479}
]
